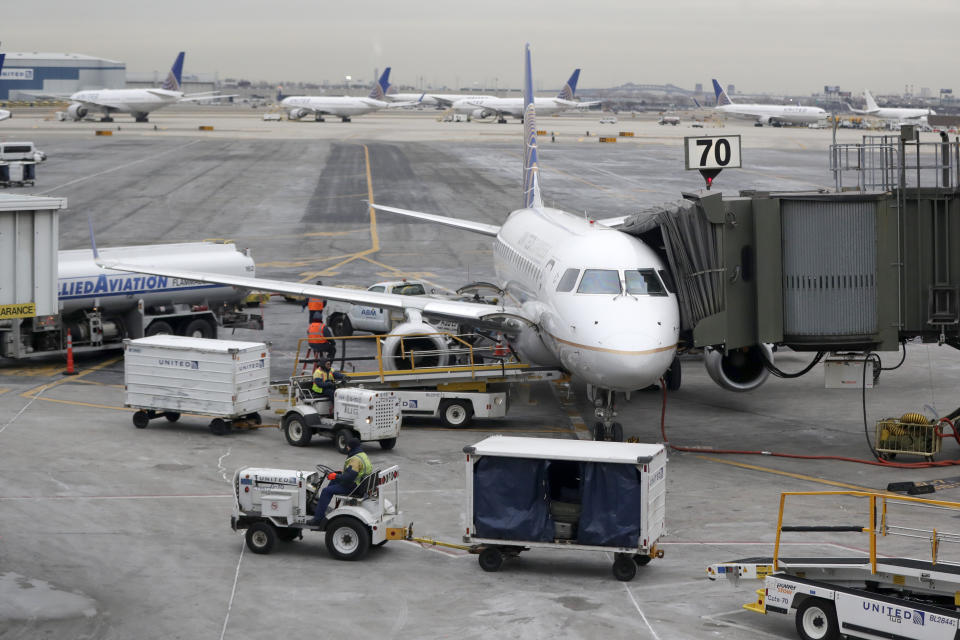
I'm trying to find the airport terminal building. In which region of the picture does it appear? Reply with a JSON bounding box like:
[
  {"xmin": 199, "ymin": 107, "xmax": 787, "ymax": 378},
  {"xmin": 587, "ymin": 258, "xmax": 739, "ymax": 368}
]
[{"xmin": 0, "ymin": 53, "xmax": 125, "ymax": 100}]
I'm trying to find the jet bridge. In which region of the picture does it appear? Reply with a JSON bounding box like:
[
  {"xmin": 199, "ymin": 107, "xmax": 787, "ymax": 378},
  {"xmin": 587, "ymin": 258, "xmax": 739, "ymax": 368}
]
[{"xmin": 621, "ymin": 126, "xmax": 960, "ymax": 359}]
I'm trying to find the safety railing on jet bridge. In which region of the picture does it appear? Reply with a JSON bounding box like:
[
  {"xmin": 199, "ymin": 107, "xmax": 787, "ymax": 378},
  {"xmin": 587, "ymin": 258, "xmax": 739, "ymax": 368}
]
[{"xmin": 830, "ymin": 134, "xmax": 960, "ymax": 192}]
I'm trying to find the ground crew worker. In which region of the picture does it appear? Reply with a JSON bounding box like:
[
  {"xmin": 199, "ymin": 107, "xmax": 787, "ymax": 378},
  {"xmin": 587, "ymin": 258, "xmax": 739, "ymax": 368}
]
[
  {"xmin": 306, "ymin": 281, "xmax": 325, "ymax": 322},
  {"xmin": 311, "ymin": 358, "xmax": 346, "ymax": 402},
  {"xmin": 308, "ymin": 438, "xmax": 372, "ymax": 527},
  {"xmin": 307, "ymin": 318, "xmax": 335, "ymax": 361}
]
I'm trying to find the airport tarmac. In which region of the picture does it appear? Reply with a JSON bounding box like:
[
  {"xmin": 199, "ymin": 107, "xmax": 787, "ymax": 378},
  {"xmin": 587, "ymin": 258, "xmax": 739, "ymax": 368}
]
[{"xmin": 2, "ymin": 108, "xmax": 960, "ymax": 640}]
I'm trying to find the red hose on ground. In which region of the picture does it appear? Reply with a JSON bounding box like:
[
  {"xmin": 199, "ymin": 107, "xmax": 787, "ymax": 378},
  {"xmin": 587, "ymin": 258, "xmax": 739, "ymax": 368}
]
[{"xmin": 657, "ymin": 381, "xmax": 960, "ymax": 469}]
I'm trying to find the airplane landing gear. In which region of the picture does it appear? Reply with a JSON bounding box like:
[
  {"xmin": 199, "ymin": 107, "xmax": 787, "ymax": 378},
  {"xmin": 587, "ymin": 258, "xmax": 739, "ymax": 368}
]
[
  {"xmin": 100, "ymin": 115, "xmax": 114, "ymax": 122},
  {"xmin": 588, "ymin": 386, "xmax": 622, "ymax": 442},
  {"xmin": 340, "ymin": 116, "xmax": 351, "ymax": 122},
  {"xmin": 315, "ymin": 114, "xmax": 325, "ymax": 122},
  {"xmin": 133, "ymin": 113, "xmax": 149, "ymax": 123},
  {"xmin": 497, "ymin": 117, "xmax": 508, "ymax": 124}
]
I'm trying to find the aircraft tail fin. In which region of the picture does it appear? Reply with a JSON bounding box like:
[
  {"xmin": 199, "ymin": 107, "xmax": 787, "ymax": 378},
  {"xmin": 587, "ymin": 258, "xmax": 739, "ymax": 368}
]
[
  {"xmin": 712, "ymin": 79, "xmax": 733, "ymax": 106},
  {"xmin": 369, "ymin": 67, "xmax": 391, "ymax": 100},
  {"xmin": 522, "ymin": 44, "xmax": 543, "ymax": 210},
  {"xmin": 0, "ymin": 54, "xmax": 5, "ymax": 75},
  {"xmin": 864, "ymin": 90, "xmax": 879, "ymax": 112},
  {"xmin": 692, "ymin": 97, "xmax": 702, "ymax": 109},
  {"xmin": 276, "ymin": 86, "xmax": 285, "ymax": 102},
  {"xmin": 161, "ymin": 52, "xmax": 185, "ymax": 92},
  {"xmin": 557, "ymin": 68, "xmax": 580, "ymax": 100}
]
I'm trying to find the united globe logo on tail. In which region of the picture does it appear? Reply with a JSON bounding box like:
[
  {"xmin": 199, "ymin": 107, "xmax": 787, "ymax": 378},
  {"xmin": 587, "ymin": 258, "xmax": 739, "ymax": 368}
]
[{"xmin": 522, "ymin": 44, "xmax": 543, "ymax": 210}]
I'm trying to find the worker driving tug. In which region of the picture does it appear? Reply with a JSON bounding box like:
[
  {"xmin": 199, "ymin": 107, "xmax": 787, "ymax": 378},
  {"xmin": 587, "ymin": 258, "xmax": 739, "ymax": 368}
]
[
  {"xmin": 308, "ymin": 437, "xmax": 373, "ymax": 528},
  {"xmin": 312, "ymin": 358, "xmax": 346, "ymax": 403}
]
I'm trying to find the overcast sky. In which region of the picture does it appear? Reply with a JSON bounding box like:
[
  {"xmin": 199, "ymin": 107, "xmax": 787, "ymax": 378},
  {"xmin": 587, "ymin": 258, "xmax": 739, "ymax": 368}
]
[{"xmin": 5, "ymin": 0, "xmax": 957, "ymax": 94}]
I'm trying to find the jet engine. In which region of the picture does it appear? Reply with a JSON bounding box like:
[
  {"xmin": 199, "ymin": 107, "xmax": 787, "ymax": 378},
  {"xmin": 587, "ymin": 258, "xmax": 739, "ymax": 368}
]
[
  {"xmin": 382, "ymin": 321, "xmax": 451, "ymax": 370},
  {"xmin": 287, "ymin": 108, "xmax": 309, "ymax": 120},
  {"xmin": 66, "ymin": 103, "xmax": 88, "ymax": 121},
  {"xmin": 471, "ymin": 109, "xmax": 492, "ymax": 120},
  {"xmin": 703, "ymin": 344, "xmax": 773, "ymax": 392}
]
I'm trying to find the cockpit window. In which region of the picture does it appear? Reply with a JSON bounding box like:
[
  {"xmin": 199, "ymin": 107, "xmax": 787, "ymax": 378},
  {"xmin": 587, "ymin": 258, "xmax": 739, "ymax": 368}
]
[
  {"xmin": 658, "ymin": 269, "xmax": 676, "ymax": 294},
  {"xmin": 625, "ymin": 269, "xmax": 667, "ymax": 295},
  {"xmin": 556, "ymin": 268, "xmax": 580, "ymax": 292},
  {"xmin": 577, "ymin": 269, "xmax": 621, "ymax": 294}
]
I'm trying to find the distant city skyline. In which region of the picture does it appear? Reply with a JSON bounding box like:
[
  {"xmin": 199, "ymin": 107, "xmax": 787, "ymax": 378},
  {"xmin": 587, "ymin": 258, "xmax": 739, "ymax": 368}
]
[{"xmin": 4, "ymin": 0, "xmax": 956, "ymax": 95}]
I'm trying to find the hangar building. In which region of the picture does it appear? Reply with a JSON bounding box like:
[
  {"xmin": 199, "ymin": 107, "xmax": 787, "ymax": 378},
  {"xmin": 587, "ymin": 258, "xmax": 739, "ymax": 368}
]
[{"xmin": 0, "ymin": 53, "xmax": 125, "ymax": 100}]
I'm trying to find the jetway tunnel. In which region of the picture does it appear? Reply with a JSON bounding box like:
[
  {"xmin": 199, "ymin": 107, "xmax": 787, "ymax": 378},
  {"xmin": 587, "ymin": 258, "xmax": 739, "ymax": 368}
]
[{"xmin": 619, "ymin": 127, "xmax": 960, "ymax": 358}]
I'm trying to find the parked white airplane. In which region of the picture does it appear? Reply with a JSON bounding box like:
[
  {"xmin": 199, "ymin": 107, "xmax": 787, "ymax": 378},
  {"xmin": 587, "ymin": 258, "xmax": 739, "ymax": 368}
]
[
  {"xmin": 93, "ymin": 46, "xmax": 774, "ymax": 439},
  {"xmin": 452, "ymin": 69, "xmax": 600, "ymax": 122},
  {"xmin": 385, "ymin": 89, "xmax": 495, "ymax": 108},
  {"xmin": 846, "ymin": 90, "xmax": 935, "ymax": 123},
  {"xmin": 711, "ymin": 79, "xmax": 827, "ymax": 126},
  {"xmin": 0, "ymin": 55, "xmax": 10, "ymax": 122},
  {"xmin": 65, "ymin": 52, "xmax": 230, "ymax": 123},
  {"xmin": 279, "ymin": 68, "xmax": 402, "ymax": 122}
]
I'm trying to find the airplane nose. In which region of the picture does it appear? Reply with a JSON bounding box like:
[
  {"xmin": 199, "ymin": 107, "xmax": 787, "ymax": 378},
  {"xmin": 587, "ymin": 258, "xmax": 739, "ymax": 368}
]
[{"xmin": 583, "ymin": 332, "xmax": 676, "ymax": 391}]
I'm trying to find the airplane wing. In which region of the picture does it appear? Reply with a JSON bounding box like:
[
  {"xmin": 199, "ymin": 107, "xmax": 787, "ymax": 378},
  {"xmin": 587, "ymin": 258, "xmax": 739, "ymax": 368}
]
[
  {"xmin": 430, "ymin": 95, "xmax": 456, "ymax": 108},
  {"xmin": 593, "ymin": 215, "xmax": 629, "ymax": 228},
  {"xmin": 179, "ymin": 93, "xmax": 239, "ymax": 103},
  {"xmin": 0, "ymin": 110, "xmax": 10, "ymax": 122},
  {"xmin": 370, "ymin": 204, "xmax": 501, "ymax": 237},
  {"xmin": 93, "ymin": 257, "xmax": 523, "ymax": 326}
]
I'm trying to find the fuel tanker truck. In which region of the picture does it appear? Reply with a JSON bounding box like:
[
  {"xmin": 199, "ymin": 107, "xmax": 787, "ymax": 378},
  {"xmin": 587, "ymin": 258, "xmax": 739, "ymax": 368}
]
[{"xmin": 0, "ymin": 242, "xmax": 263, "ymax": 360}]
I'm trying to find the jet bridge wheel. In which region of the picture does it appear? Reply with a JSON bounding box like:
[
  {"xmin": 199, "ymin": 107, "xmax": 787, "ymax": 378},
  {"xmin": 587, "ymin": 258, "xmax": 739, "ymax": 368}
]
[
  {"xmin": 612, "ymin": 553, "xmax": 637, "ymax": 581},
  {"xmin": 795, "ymin": 598, "xmax": 839, "ymax": 640}
]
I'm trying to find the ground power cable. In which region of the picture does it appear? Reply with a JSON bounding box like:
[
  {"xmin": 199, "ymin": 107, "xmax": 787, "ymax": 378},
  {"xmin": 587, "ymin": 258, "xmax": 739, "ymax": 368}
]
[{"xmin": 658, "ymin": 342, "xmax": 960, "ymax": 469}]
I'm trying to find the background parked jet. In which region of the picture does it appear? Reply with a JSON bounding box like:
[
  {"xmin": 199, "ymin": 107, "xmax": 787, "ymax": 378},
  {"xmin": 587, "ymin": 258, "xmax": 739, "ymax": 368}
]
[
  {"xmin": 845, "ymin": 90, "xmax": 935, "ymax": 124},
  {"xmin": 711, "ymin": 78, "xmax": 826, "ymax": 126},
  {"xmin": 452, "ymin": 69, "xmax": 600, "ymax": 122},
  {"xmin": 279, "ymin": 68, "xmax": 408, "ymax": 122}
]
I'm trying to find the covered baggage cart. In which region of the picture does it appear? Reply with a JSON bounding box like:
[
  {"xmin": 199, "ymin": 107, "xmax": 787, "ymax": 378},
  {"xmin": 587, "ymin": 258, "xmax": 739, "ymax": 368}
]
[{"xmin": 463, "ymin": 435, "xmax": 666, "ymax": 581}]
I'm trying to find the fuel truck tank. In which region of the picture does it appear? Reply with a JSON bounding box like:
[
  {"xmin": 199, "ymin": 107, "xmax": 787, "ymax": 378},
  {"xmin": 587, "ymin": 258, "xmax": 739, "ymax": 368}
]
[{"xmin": 57, "ymin": 242, "xmax": 254, "ymax": 314}]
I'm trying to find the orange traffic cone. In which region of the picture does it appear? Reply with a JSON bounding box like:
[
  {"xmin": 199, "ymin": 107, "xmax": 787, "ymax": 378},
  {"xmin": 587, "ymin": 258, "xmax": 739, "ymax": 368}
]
[
  {"xmin": 63, "ymin": 328, "xmax": 78, "ymax": 375},
  {"xmin": 493, "ymin": 333, "xmax": 508, "ymax": 358}
]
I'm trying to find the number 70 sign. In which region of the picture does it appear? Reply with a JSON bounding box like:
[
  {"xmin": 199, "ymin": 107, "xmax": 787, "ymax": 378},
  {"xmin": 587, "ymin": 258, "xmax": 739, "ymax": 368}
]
[{"xmin": 684, "ymin": 135, "xmax": 741, "ymax": 170}]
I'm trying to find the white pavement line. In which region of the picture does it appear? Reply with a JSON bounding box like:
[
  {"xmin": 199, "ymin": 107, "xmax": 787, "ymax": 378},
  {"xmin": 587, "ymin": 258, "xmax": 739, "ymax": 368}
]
[
  {"xmin": 217, "ymin": 448, "xmax": 233, "ymax": 483},
  {"xmin": 220, "ymin": 536, "xmax": 245, "ymax": 640},
  {"xmin": 623, "ymin": 583, "xmax": 662, "ymax": 640},
  {"xmin": 700, "ymin": 610, "xmax": 784, "ymax": 639},
  {"xmin": 36, "ymin": 139, "xmax": 203, "ymax": 195},
  {"xmin": 0, "ymin": 383, "xmax": 51, "ymax": 435}
]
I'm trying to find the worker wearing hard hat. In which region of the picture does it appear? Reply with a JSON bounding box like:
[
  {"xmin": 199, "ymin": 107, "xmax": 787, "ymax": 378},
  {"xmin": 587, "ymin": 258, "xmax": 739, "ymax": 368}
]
[{"xmin": 308, "ymin": 438, "xmax": 372, "ymax": 527}]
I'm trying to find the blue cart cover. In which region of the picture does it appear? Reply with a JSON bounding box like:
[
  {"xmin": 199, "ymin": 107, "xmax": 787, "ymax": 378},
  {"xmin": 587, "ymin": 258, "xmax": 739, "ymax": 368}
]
[
  {"xmin": 577, "ymin": 462, "xmax": 643, "ymax": 547},
  {"xmin": 473, "ymin": 456, "xmax": 554, "ymax": 542}
]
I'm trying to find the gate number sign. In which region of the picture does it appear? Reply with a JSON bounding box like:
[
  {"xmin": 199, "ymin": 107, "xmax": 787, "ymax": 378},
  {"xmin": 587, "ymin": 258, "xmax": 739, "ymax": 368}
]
[{"xmin": 684, "ymin": 135, "xmax": 742, "ymax": 170}]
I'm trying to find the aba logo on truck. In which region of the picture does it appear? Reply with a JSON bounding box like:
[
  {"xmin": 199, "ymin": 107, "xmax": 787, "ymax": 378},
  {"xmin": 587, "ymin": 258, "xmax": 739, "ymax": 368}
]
[{"xmin": 359, "ymin": 308, "xmax": 377, "ymax": 317}]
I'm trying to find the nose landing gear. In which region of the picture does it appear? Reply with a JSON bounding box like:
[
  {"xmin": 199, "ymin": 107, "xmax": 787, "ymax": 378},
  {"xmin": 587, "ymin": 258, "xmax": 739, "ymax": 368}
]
[{"xmin": 588, "ymin": 386, "xmax": 623, "ymax": 442}]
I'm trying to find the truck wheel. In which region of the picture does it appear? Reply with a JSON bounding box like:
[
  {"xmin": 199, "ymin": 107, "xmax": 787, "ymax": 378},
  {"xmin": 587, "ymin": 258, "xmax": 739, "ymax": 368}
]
[
  {"xmin": 283, "ymin": 415, "xmax": 312, "ymax": 446},
  {"xmin": 245, "ymin": 521, "xmax": 277, "ymax": 554},
  {"xmin": 379, "ymin": 437, "xmax": 397, "ymax": 450},
  {"xmin": 612, "ymin": 553, "xmax": 637, "ymax": 581},
  {"xmin": 324, "ymin": 517, "xmax": 370, "ymax": 560},
  {"xmin": 440, "ymin": 400, "xmax": 472, "ymax": 427},
  {"xmin": 334, "ymin": 429, "xmax": 353, "ymax": 454},
  {"xmin": 478, "ymin": 547, "xmax": 503, "ymax": 572},
  {"xmin": 183, "ymin": 318, "xmax": 214, "ymax": 339},
  {"xmin": 132, "ymin": 411, "xmax": 150, "ymax": 429},
  {"xmin": 163, "ymin": 412, "xmax": 180, "ymax": 422},
  {"xmin": 634, "ymin": 554, "xmax": 652, "ymax": 566},
  {"xmin": 329, "ymin": 313, "xmax": 353, "ymax": 337},
  {"xmin": 145, "ymin": 320, "xmax": 174, "ymax": 336},
  {"xmin": 210, "ymin": 418, "xmax": 231, "ymax": 436},
  {"xmin": 245, "ymin": 412, "xmax": 262, "ymax": 425},
  {"xmin": 795, "ymin": 599, "xmax": 839, "ymax": 640}
]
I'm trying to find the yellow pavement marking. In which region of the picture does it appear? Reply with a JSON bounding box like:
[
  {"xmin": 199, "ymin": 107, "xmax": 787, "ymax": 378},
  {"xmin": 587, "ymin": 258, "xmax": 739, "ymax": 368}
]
[
  {"xmin": 20, "ymin": 356, "xmax": 122, "ymax": 404},
  {"xmin": 694, "ymin": 455, "xmax": 875, "ymax": 492},
  {"xmin": 0, "ymin": 388, "xmax": 10, "ymax": 395},
  {"xmin": 0, "ymin": 363, "xmax": 66, "ymax": 377}
]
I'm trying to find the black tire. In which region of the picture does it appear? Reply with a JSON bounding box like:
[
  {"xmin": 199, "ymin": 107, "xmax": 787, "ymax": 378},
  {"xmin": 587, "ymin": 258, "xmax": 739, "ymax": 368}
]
[
  {"xmin": 132, "ymin": 411, "xmax": 150, "ymax": 429},
  {"xmin": 665, "ymin": 356, "xmax": 682, "ymax": 391},
  {"xmin": 593, "ymin": 422, "xmax": 606, "ymax": 441},
  {"xmin": 611, "ymin": 422, "xmax": 624, "ymax": 442},
  {"xmin": 182, "ymin": 318, "xmax": 214, "ymax": 339},
  {"xmin": 379, "ymin": 437, "xmax": 397, "ymax": 450},
  {"xmin": 612, "ymin": 554, "xmax": 638, "ymax": 581},
  {"xmin": 329, "ymin": 313, "xmax": 353, "ymax": 337},
  {"xmin": 795, "ymin": 598, "xmax": 839, "ymax": 640},
  {"xmin": 334, "ymin": 429, "xmax": 353, "ymax": 454},
  {"xmin": 634, "ymin": 554, "xmax": 652, "ymax": 566},
  {"xmin": 145, "ymin": 320, "xmax": 174, "ymax": 336},
  {"xmin": 245, "ymin": 521, "xmax": 277, "ymax": 554},
  {"xmin": 210, "ymin": 418, "xmax": 230, "ymax": 436},
  {"xmin": 163, "ymin": 411, "xmax": 180, "ymax": 423},
  {"xmin": 324, "ymin": 517, "xmax": 370, "ymax": 561},
  {"xmin": 478, "ymin": 547, "xmax": 503, "ymax": 572},
  {"xmin": 283, "ymin": 414, "xmax": 312, "ymax": 446},
  {"xmin": 246, "ymin": 412, "xmax": 262, "ymax": 425},
  {"xmin": 277, "ymin": 527, "xmax": 301, "ymax": 542},
  {"xmin": 440, "ymin": 400, "xmax": 472, "ymax": 427}
]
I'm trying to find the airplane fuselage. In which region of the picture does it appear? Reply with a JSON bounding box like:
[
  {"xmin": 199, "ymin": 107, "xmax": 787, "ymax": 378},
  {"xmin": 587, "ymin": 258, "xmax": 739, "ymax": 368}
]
[
  {"xmin": 454, "ymin": 96, "xmax": 584, "ymax": 119},
  {"xmin": 493, "ymin": 206, "xmax": 679, "ymax": 391},
  {"xmin": 717, "ymin": 103, "xmax": 826, "ymax": 125},
  {"xmin": 69, "ymin": 89, "xmax": 181, "ymax": 116},
  {"xmin": 281, "ymin": 96, "xmax": 387, "ymax": 118}
]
